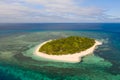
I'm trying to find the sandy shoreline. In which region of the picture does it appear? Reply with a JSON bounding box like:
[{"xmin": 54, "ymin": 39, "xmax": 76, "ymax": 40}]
[{"xmin": 33, "ymin": 39, "xmax": 102, "ymax": 63}]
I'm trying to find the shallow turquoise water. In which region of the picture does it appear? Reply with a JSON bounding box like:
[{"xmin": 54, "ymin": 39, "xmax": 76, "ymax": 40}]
[{"xmin": 0, "ymin": 31, "xmax": 120, "ymax": 80}]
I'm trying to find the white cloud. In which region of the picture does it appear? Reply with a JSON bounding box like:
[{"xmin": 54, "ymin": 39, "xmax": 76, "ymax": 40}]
[{"xmin": 0, "ymin": 0, "xmax": 119, "ymax": 23}]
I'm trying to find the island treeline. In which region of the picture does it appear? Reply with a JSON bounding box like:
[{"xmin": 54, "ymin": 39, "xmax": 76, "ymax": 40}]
[{"xmin": 39, "ymin": 36, "xmax": 95, "ymax": 55}]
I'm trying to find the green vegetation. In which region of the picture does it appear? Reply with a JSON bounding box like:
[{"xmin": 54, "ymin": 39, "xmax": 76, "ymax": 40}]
[{"xmin": 39, "ymin": 36, "xmax": 95, "ymax": 55}]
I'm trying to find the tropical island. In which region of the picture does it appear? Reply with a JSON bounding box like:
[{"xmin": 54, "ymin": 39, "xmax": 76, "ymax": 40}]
[
  {"xmin": 34, "ymin": 36, "xmax": 102, "ymax": 63},
  {"xmin": 39, "ymin": 36, "xmax": 95, "ymax": 55}
]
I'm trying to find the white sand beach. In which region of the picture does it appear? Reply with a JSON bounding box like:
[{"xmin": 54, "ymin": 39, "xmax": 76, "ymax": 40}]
[{"xmin": 33, "ymin": 40, "xmax": 102, "ymax": 63}]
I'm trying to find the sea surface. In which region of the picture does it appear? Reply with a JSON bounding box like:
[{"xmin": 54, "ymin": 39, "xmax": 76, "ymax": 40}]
[{"xmin": 0, "ymin": 23, "xmax": 120, "ymax": 80}]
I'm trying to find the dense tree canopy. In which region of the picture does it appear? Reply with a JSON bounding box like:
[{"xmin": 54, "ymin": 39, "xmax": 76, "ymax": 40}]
[{"xmin": 39, "ymin": 36, "xmax": 95, "ymax": 55}]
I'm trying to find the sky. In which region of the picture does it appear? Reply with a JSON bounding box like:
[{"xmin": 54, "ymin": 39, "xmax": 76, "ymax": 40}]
[{"xmin": 0, "ymin": 0, "xmax": 120, "ymax": 23}]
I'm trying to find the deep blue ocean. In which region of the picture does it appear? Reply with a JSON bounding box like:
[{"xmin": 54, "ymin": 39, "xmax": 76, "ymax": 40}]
[
  {"xmin": 0, "ymin": 23, "xmax": 120, "ymax": 32},
  {"xmin": 0, "ymin": 23, "xmax": 120, "ymax": 80}
]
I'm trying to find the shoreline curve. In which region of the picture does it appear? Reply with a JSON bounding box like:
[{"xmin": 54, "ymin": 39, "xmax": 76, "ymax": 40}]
[{"xmin": 33, "ymin": 39, "xmax": 102, "ymax": 63}]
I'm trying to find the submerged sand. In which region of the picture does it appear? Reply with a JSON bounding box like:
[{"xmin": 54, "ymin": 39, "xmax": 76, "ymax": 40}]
[{"xmin": 34, "ymin": 39, "xmax": 102, "ymax": 63}]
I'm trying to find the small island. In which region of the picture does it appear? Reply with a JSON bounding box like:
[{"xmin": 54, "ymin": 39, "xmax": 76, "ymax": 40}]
[
  {"xmin": 39, "ymin": 36, "xmax": 95, "ymax": 55},
  {"xmin": 34, "ymin": 36, "xmax": 102, "ymax": 63}
]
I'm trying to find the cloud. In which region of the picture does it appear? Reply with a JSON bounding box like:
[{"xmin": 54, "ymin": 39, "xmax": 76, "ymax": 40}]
[{"xmin": 0, "ymin": 0, "xmax": 119, "ymax": 23}]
